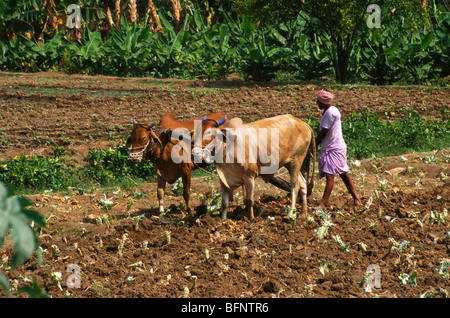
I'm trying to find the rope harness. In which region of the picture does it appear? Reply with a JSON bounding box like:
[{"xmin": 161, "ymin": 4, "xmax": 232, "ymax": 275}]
[
  {"xmin": 128, "ymin": 123, "xmax": 157, "ymax": 162},
  {"xmin": 128, "ymin": 117, "xmax": 226, "ymax": 173},
  {"xmin": 128, "ymin": 140, "xmax": 150, "ymax": 162}
]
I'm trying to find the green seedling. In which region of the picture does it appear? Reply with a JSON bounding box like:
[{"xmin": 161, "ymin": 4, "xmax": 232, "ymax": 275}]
[
  {"xmin": 51, "ymin": 271, "xmax": 63, "ymax": 291},
  {"xmin": 398, "ymin": 271, "xmax": 418, "ymax": 287},
  {"xmin": 429, "ymin": 209, "xmax": 448, "ymax": 225},
  {"xmin": 333, "ymin": 235, "xmax": 350, "ymax": 253},
  {"xmin": 420, "ymin": 288, "xmax": 448, "ymax": 298},
  {"xmin": 158, "ymin": 231, "xmax": 171, "ymax": 245},
  {"xmin": 171, "ymin": 179, "xmax": 184, "ymax": 196},
  {"xmin": 133, "ymin": 214, "xmax": 145, "ymax": 230},
  {"xmin": 436, "ymin": 260, "xmax": 449, "ymax": 279},
  {"xmin": 314, "ymin": 209, "xmax": 335, "ymax": 239},
  {"xmin": 285, "ymin": 206, "xmax": 299, "ymax": 227},
  {"xmin": 98, "ymin": 193, "xmax": 117, "ymax": 214}
]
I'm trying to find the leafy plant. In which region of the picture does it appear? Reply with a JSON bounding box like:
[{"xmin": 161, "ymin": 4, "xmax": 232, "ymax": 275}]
[
  {"xmin": 285, "ymin": 206, "xmax": 299, "ymax": 227},
  {"xmin": 313, "ymin": 208, "xmax": 335, "ymax": 239},
  {"xmin": 436, "ymin": 260, "xmax": 449, "ymax": 279},
  {"xmin": 0, "ymin": 182, "xmax": 46, "ymax": 297},
  {"xmin": 343, "ymin": 109, "xmax": 450, "ymax": 159},
  {"xmin": 83, "ymin": 141, "xmax": 156, "ymax": 185},
  {"xmin": 429, "ymin": 209, "xmax": 448, "ymax": 225},
  {"xmin": 0, "ymin": 2, "xmax": 448, "ymax": 83},
  {"xmin": 398, "ymin": 271, "xmax": 418, "ymax": 287},
  {"xmin": 98, "ymin": 193, "xmax": 117, "ymax": 214},
  {"xmin": 61, "ymin": 27, "xmax": 103, "ymax": 74},
  {"xmin": 0, "ymin": 154, "xmax": 74, "ymax": 192},
  {"xmin": 199, "ymin": 188, "xmax": 222, "ymax": 215},
  {"xmin": 333, "ymin": 234, "xmax": 350, "ymax": 253},
  {"xmin": 101, "ymin": 17, "xmax": 155, "ymax": 76},
  {"xmin": 171, "ymin": 178, "xmax": 184, "ymax": 196}
]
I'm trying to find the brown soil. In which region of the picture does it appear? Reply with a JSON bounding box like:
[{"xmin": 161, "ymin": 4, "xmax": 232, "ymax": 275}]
[{"xmin": 0, "ymin": 71, "xmax": 449, "ymax": 299}]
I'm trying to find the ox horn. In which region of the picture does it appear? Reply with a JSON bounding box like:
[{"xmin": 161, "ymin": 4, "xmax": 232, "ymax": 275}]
[{"xmin": 217, "ymin": 115, "xmax": 227, "ymax": 126}]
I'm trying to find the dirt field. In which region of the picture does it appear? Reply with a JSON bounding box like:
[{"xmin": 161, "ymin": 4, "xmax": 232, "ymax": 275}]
[{"xmin": 0, "ymin": 71, "xmax": 449, "ymax": 299}]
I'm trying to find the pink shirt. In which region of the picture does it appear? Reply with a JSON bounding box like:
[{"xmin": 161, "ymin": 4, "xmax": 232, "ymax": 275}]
[{"xmin": 320, "ymin": 106, "xmax": 346, "ymax": 151}]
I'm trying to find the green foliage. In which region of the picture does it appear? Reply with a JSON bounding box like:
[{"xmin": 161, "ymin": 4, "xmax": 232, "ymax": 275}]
[
  {"xmin": 61, "ymin": 28, "xmax": 103, "ymax": 74},
  {"xmin": 101, "ymin": 17, "xmax": 156, "ymax": 76},
  {"xmin": 0, "ymin": 142, "xmax": 157, "ymax": 193},
  {"xmin": 82, "ymin": 142, "xmax": 156, "ymax": 185},
  {"xmin": 232, "ymin": 0, "xmax": 304, "ymax": 22},
  {"xmin": 0, "ymin": 154, "xmax": 74, "ymax": 192},
  {"xmin": 0, "ymin": 182, "xmax": 46, "ymax": 296},
  {"xmin": 18, "ymin": 277, "xmax": 50, "ymax": 298},
  {"xmin": 357, "ymin": 24, "xmax": 448, "ymax": 84},
  {"xmin": 343, "ymin": 109, "xmax": 450, "ymax": 159},
  {"xmin": 0, "ymin": 0, "xmax": 38, "ymax": 41},
  {"xmin": 1, "ymin": 2, "xmax": 448, "ymax": 83}
]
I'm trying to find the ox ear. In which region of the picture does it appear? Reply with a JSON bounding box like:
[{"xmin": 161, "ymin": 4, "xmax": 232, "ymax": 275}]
[{"xmin": 216, "ymin": 115, "xmax": 227, "ymax": 126}]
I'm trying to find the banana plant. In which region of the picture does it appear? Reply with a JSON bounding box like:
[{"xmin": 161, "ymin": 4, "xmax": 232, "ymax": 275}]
[
  {"xmin": 0, "ymin": 28, "xmax": 65, "ymax": 71},
  {"xmin": 0, "ymin": 0, "xmax": 41, "ymax": 41},
  {"xmin": 63, "ymin": 27, "xmax": 102, "ymax": 62},
  {"xmin": 102, "ymin": 16, "xmax": 154, "ymax": 75}
]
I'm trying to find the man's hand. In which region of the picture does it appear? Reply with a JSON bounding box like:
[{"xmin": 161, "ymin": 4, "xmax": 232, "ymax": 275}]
[{"xmin": 315, "ymin": 128, "xmax": 329, "ymax": 146}]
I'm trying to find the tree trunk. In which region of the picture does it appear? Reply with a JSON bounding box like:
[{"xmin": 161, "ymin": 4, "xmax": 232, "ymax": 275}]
[
  {"xmin": 337, "ymin": 37, "xmax": 351, "ymax": 83},
  {"xmin": 105, "ymin": 6, "xmax": 114, "ymax": 29},
  {"xmin": 128, "ymin": 0, "xmax": 137, "ymax": 23},
  {"xmin": 44, "ymin": 0, "xmax": 60, "ymax": 31},
  {"xmin": 147, "ymin": 0, "xmax": 162, "ymax": 33},
  {"xmin": 114, "ymin": 0, "xmax": 121, "ymax": 27},
  {"xmin": 169, "ymin": 0, "xmax": 181, "ymax": 32}
]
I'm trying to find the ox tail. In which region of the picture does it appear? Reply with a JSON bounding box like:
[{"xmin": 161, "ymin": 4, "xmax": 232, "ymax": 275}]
[{"xmin": 307, "ymin": 127, "xmax": 316, "ymax": 196}]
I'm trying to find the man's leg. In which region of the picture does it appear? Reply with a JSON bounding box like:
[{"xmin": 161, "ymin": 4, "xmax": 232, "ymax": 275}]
[
  {"xmin": 317, "ymin": 173, "xmax": 334, "ymax": 209},
  {"xmin": 340, "ymin": 172, "xmax": 362, "ymax": 206}
]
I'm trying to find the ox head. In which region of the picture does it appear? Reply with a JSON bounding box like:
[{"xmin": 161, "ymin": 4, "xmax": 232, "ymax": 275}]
[
  {"xmin": 201, "ymin": 115, "xmax": 227, "ymax": 127},
  {"xmin": 196, "ymin": 115, "xmax": 227, "ymax": 146},
  {"xmin": 191, "ymin": 114, "xmax": 228, "ymax": 161},
  {"xmin": 192, "ymin": 115, "xmax": 230, "ymax": 164},
  {"xmin": 127, "ymin": 121, "xmax": 158, "ymax": 163}
]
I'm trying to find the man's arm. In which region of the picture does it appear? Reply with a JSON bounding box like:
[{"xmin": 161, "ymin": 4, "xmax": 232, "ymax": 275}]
[{"xmin": 315, "ymin": 128, "xmax": 329, "ymax": 146}]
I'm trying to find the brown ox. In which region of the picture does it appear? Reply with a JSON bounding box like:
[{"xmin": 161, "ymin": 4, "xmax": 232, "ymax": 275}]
[
  {"xmin": 193, "ymin": 114, "xmax": 316, "ymax": 220},
  {"xmin": 126, "ymin": 113, "xmax": 228, "ymax": 215}
]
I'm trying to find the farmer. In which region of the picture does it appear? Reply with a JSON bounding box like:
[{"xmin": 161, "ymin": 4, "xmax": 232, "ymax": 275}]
[{"xmin": 315, "ymin": 89, "xmax": 362, "ymax": 210}]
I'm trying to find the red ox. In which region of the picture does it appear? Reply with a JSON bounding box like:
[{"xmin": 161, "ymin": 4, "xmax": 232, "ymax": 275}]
[{"xmin": 126, "ymin": 113, "xmax": 228, "ymax": 215}]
